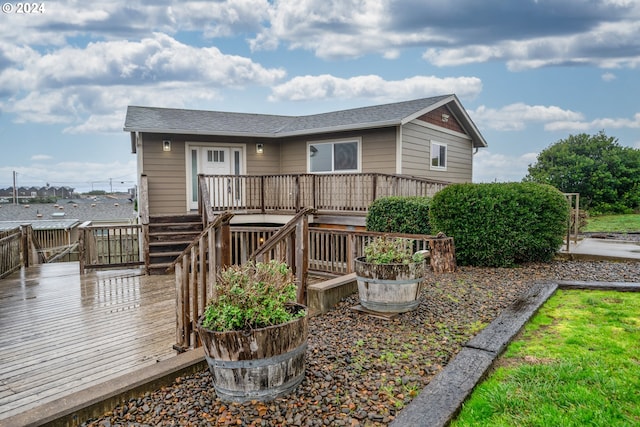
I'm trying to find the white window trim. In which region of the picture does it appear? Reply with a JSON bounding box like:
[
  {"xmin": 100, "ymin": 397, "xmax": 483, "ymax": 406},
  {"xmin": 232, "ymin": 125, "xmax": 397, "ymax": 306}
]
[
  {"xmin": 306, "ymin": 138, "xmax": 362, "ymax": 173},
  {"xmin": 430, "ymin": 141, "xmax": 447, "ymax": 171}
]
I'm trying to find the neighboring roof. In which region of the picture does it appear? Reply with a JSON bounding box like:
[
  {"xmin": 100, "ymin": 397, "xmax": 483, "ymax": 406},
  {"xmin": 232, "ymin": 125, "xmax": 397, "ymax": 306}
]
[
  {"xmin": 0, "ymin": 219, "xmax": 81, "ymax": 231},
  {"xmin": 0, "ymin": 201, "xmax": 137, "ymax": 225},
  {"xmin": 124, "ymin": 94, "xmax": 488, "ymax": 148}
]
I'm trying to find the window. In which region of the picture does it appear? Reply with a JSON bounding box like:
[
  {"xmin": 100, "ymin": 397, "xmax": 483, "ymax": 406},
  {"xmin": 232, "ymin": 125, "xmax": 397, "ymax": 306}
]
[
  {"xmin": 207, "ymin": 149, "xmax": 225, "ymax": 163},
  {"xmin": 309, "ymin": 140, "xmax": 360, "ymax": 173},
  {"xmin": 430, "ymin": 141, "xmax": 447, "ymax": 170}
]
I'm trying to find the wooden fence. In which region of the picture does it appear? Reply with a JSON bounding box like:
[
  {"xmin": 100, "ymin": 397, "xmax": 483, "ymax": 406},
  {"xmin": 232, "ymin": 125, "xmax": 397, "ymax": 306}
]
[
  {"xmin": 0, "ymin": 225, "xmax": 40, "ymax": 279},
  {"xmin": 78, "ymin": 222, "xmax": 143, "ymax": 271},
  {"xmin": 200, "ymin": 173, "xmax": 448, "ymax": 213}
]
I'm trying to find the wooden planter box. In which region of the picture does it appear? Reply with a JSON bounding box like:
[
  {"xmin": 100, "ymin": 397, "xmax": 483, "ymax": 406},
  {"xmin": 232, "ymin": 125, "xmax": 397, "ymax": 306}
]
[
  {"xmin": 196, "ymin": 303, "xmax": 308, "ymax": 402},
  {"xmin": 354, "ymin": 257, "xmax": 426, "ymax": 313}
]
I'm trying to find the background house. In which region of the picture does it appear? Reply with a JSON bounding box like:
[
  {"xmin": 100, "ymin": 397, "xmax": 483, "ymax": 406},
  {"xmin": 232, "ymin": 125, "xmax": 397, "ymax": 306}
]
[{"xmin": 124, "ymin": 94, "xmax": 487, "ymax": 217}]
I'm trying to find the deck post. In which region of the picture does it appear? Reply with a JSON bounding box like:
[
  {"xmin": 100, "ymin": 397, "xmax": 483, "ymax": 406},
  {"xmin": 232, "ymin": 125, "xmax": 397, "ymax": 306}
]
[
  {"xmin": 372, "ymin": 173, "xmax": 377, "ymax": 203},
  {"xmin": 295, "ymin": 174, "xmax": 301, "ymax": 212},
  {"xmin": 260, "ymin": 175, "xmax": 266, "ymax": 214},
  {"xmin": 78, "ymin": 224, "xmax": 86, "ymax": 273},
  {"xmin": 139, "ymin": 174, "xmax": 150, "ymax": 274},
  {"xmin": 294, "ymin": 213, "xmax": 309, "ymax": 304},
  {"xmin": 216, "ymin": 219, "xmax": 231, "ymax": 268}
]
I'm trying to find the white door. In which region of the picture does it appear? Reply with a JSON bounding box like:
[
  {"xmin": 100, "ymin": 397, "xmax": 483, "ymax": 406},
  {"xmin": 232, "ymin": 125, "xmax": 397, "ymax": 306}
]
[{"xmin": 188, "ymin": 146, "xmax": 243, "ymax": 210}]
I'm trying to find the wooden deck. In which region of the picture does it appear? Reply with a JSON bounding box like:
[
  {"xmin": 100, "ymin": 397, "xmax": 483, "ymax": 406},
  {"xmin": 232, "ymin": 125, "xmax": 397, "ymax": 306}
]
[{"xmin": 0, "ymin": 262, "xmax": 176, "ymax": 422}]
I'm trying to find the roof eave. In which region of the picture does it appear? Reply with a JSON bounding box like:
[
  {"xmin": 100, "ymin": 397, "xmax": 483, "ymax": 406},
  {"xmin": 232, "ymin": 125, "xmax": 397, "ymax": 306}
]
[{"xmin": 123, "ymin": 119, "xmax": 402, "ymax": 139}]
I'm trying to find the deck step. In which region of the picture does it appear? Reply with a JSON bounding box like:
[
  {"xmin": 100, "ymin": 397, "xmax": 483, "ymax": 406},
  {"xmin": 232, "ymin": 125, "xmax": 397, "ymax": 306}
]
[{"xmin": 147, "ymin": 214, "xmax": 204, "ymax": 274}]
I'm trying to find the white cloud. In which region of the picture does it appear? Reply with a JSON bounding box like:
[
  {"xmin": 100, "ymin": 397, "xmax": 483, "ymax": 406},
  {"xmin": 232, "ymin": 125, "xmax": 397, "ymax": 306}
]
[
  {"xmin": 251, "ymin": 0, "xmax": 448, "ymax": 59},
  {"xmin": 545, "ymin": 112, "xmax": 640, "ymax": 132},
  {"xmin": 470, "ymin": 103, "xmax": 584, "ymax": 131},
  {"xmin": 602, "ymin": 72, "xmax": 616, "ymax": 81},
  {"xmin": 31, "ymin": 155, "xmax": 53, "ymax": 161},
  {"xmin": 0, "ymin": 33, "xmax": 286, "ymax": 130},
  {"xmin": 473, "ymin": 150, "xmax": 538, "ymax": 183},
  {"xmin": 423, "ymin": 20, "xmax": 640, "ymax": 70},
  {"xmin": 269, "ymin": 74, "xmax": 482, "ymax": 102}
]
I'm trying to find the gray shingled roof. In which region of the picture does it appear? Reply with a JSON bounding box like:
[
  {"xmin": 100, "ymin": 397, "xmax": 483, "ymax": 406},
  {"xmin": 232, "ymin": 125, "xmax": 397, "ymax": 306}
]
[
  {"xmin": 124, "ymin": 94, "xmax": 487, "ymax": 147},
  {"xmin": 125, "ymin": 95, "xmax": 451, "ymax": 136}
]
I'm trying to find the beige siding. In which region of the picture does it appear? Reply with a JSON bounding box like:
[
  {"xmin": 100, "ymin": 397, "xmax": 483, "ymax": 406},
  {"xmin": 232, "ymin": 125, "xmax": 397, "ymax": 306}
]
[
  {"xmin": 247, "ymin": 142, "xmax": 281, "ymax": 175},
  {"xmin": 278, "ymin": 128, "xmax": 397, "ymax": 174},
  {"xmin": 279, "ymin": 137, "xmax": 307, "ymax": 174},
  {"xmin": 141, "ymin": 134, "xmax": 187, "ymax": 215},
  {"xmin": 361, "ymin": 128, "xmax": 396, "ymax": 174},
  {"xmin": 140, "ymin": 133, "xmax": 282, "ymax": 215},
  {"xmin": 401, "ymin": 121, "xmax": 473, "ymax": 183}
]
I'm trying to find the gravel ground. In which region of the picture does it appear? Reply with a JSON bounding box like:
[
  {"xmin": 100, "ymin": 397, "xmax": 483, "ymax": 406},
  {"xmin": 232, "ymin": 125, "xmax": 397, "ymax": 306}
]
[{"xmin": 83, "ymin": 258, "xmax": 640, "ymax": 427}]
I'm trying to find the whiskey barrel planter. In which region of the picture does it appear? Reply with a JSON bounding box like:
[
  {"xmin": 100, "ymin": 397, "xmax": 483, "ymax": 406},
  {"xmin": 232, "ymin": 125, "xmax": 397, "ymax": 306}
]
[
  {"xmin": 196, "ymin": 303, "xmax": 308, "ymax": 403},
  {"xmin": 354, "ymin": 257, "xmax": 427, "ymax": 313}
]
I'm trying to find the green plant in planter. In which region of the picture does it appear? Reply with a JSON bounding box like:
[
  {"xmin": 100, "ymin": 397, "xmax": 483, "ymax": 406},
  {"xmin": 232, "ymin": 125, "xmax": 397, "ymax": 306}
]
[
  {"xmin": 364, "ymin": 237, "xmax": 425, "ymax": 265},
  {"xmin": 201, "ymin": 260, "xmax": 305, "ymax": 332}
]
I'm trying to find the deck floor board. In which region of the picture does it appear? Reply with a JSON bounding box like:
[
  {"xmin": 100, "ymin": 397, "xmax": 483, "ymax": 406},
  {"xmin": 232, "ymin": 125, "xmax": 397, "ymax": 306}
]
[{"xmin": 0, "ymin": 262, "xmax": 177, "ymax": 421}]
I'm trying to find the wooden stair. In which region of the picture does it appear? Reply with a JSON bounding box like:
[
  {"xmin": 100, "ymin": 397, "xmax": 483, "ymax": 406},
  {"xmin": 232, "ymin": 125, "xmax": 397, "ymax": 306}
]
[{"xmin": 147, "ymin": 214, "xmax": 203, "ymax": 274}]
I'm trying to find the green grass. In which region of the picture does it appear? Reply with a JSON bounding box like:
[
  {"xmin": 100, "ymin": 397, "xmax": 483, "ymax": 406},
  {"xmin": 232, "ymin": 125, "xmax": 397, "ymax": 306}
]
[
  {"xmin": 584, "ymin": 214, "xmax": 640, "ymax": 233},
  {"xmin": 451, "ymin": 290, "xmax": 640, "ymax": 427}
]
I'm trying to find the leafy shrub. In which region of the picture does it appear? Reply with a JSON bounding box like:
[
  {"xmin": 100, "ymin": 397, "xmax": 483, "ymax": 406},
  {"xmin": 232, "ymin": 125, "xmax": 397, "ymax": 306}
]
[
  {"xmin": 366, "ymin": 196, "xmax": 431, "ymax": 235},
  {"xmin": 430, "ymin": 183, "xmax": 569, "ymax": 267},
  {"xmin": 201, "ymin": 260, "xmax": 305, "ymax": 332},
  {"xmin": 363, "ymin": 237, "xmax": 425, "ymax": 264}
]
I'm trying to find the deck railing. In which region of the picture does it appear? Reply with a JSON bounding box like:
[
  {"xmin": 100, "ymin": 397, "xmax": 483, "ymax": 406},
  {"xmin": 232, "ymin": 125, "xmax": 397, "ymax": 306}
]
[
  {"xmin": 78, "ymin": 222, "xmax": 143, "ymax": 272},
  {"xmin": 249, "ymin": 208, "xmax": 313, "ymax": 305},
  {"xmin": 200, "ymin": 173, "xmax": 448, "ymax": 213},
  {"xmin": 170, "ymin": 212, "xmax": 234, "ymax": 351},
  {"xmin": 0, "ymin": 227, "xmax": 23, "ymax": 279},
  {"xmin": 0, "ymin": 225, "xmax": 40, "ymax": 279}
]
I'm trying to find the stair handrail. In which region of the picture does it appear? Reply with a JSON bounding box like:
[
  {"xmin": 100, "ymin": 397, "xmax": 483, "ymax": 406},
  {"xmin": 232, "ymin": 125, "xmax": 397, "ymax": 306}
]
[
  {"xmin": 166, "ymin": 210, "xmax": 234, "ymax": 274},
  {"xmin": 173, "ymin": 210, "xmax": 234, "ymax": 350},
  {"xmin": 249, "ymin": 207, "xmax": 314, "ymax": 304},
  {"xmin": 198, "ymin": 174, "xmax": 216, "ymax": 225},
  {"xmin": 248, "ymin": 207, "xmax": 314, "ymax": 261}
]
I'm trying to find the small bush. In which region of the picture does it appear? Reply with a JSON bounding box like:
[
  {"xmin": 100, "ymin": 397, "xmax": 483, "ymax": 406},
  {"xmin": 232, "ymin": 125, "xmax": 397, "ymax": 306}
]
[
  {"xmin": 366, "ymin": 196, "xmax": 431, "ymax": 235},
  {"xmin": 201, "ymin": 260, "xmax": 304, "ymax": 332},
  {"xmin": 430, "ymin": 183, "xmax": 569, "ymax": 267},
  {"xmin": 363, "ymin": 237, "xmax": 425, "ymax": 265}
]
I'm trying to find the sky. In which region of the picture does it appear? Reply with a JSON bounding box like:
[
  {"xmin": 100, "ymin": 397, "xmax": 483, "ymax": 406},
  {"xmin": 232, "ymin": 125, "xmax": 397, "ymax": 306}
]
[{"xmin": 1, "ymin": 0, "xmax": 639, "ymax": 193}]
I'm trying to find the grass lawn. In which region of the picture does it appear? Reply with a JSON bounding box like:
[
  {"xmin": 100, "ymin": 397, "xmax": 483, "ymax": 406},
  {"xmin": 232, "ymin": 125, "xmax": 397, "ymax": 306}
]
[
  {"xmin": 451, "ymin": 290, "xmax": 640, "ymax": 427},
  {"xmin": 584, "ymin": 214, "xmax": 640, "ymax": 233}
]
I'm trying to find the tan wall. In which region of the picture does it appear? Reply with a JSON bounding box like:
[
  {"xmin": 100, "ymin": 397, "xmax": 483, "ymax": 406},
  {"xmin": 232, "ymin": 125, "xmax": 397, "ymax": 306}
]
[
  {"xmin": 140, "ymin": 133, "xmax": 187, "ymax": 215},
  {"xmin": 140, "ymin": 133, "xmax": 282, "ymax": 215},
  {"xmin": 278, "ymin": 128, "xmax": 397, "ymax": 174},
  {"xmin": 401, "ymin": 121, "xmax": 473, "ymax": 183},
  {"xmin": 139, "ymin": 126, "xmax": 414, "ymax": 215}
]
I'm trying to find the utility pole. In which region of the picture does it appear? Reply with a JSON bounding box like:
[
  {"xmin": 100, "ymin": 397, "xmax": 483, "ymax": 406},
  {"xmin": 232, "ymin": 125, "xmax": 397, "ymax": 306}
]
[{"xmin": 13, "ymin": 171, "xmax": 17, "ymax": 205}]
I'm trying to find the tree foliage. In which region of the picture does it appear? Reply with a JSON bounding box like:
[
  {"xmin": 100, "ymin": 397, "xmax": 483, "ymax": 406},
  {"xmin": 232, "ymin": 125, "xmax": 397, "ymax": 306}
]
[{"xmin": 524, "ymin": 131, "xmax": 640, "ymax": 213}]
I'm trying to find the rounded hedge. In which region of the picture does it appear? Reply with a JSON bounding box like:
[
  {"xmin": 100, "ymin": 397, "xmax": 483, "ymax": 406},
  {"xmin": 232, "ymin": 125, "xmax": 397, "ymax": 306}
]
[
  {"xmin": 366, "ymin": 196, "xmax": 431, "ymax": 235},
  {"xmin": 429, "ymin": 182, "xmax": 569, "ymax": 267}
]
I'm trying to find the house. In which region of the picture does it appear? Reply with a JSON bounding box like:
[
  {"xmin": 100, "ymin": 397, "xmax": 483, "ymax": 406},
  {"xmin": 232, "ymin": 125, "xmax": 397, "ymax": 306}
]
[
  {"xmin": 124, "ymin": 94, "xmax": 487, "ymax": 218},
  {"xmin": 123, "ymin": 94, "xmax": 487, "ymax": 272}
]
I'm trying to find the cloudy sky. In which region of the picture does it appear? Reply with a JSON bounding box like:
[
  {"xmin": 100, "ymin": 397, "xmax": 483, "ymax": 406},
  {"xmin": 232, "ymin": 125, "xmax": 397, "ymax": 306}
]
[{"xmin": 1, "ymin": 0, "xmax": 639, "ymax": 193}]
